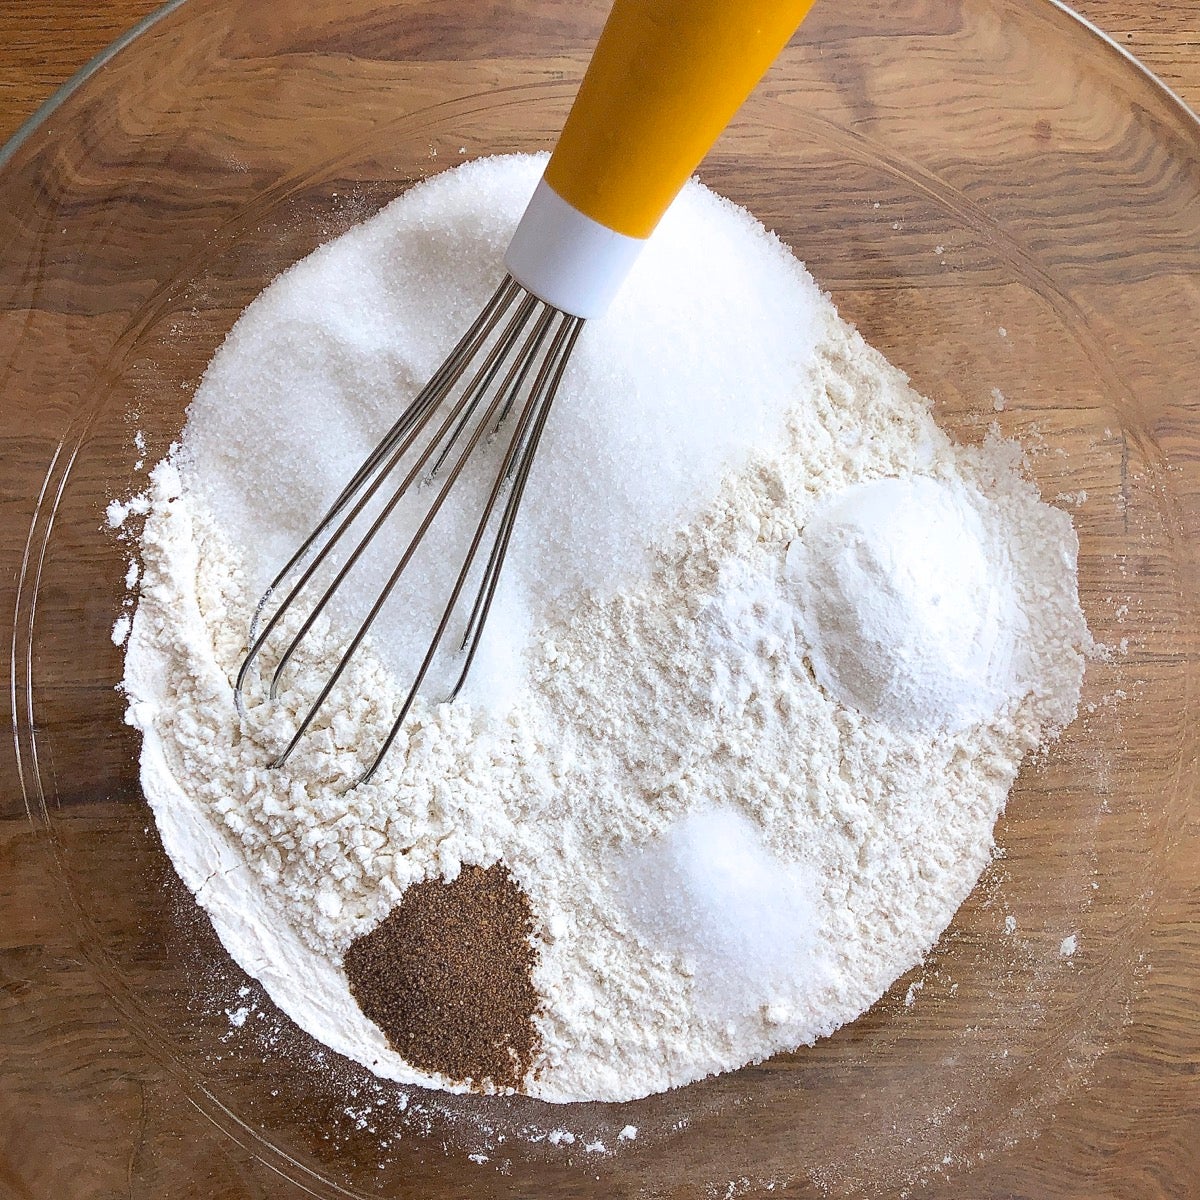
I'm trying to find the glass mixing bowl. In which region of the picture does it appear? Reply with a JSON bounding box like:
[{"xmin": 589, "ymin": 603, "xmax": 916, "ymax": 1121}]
[{"xmin": 2, "ymin": 1, "xmax": 1198, "ymax": 1196}]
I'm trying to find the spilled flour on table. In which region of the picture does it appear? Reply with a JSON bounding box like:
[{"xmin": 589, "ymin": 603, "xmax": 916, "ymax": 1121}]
[{"xmin": 121, "ymin": 154, "xmax": 1089, "ymax": 1105}]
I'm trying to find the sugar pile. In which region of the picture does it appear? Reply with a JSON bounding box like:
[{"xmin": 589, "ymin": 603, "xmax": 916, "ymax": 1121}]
[
  {"xmin": 179, "ymin": 154, "xmax": 823, "ymax": 711},
  {"xmin": 123, "ymin": 153, "xmax": 1090, "ymax": 1104}
]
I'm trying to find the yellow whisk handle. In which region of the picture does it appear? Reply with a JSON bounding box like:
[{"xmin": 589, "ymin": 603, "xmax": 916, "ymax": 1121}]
[{"xmin": 544, "ymin": 0, "xmax": 818, "ymax": 240}]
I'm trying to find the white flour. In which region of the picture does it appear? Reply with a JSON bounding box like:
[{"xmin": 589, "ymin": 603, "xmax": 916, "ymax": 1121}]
[{"xmin": 122, "ymin": 155, "xmax": 1089, "ymax": 1104}]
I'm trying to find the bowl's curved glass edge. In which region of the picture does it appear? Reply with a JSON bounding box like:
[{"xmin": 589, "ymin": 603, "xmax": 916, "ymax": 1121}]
[
  {"xmin": 0, "ymin": 0, "xmax": 189, "ymax": 172},
  {"xmin": 1047, "ymin": 0, "xmax": 1200, "ymax": 127},
  {"xmin": 2, "ymin": 0, "xmax": 1198, "ymax": 176},
  {"xmin": 3, "ymin": 1, "xmax": 1198, "ymax": 1195}
]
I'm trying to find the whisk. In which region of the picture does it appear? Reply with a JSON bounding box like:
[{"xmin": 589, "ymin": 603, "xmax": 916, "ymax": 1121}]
[{"xmin": 236, "ymin": 0, "xmax": 818, "ymax": 782}]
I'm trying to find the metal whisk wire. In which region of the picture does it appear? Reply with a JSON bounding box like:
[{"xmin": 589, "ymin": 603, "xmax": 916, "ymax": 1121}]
[
  {"xmin": 231, "ymin": 0, "xmax": 820, "ymax": 783},
  {"xmin": 234, "ymin": 274, "xmax": 583, "ymax": 783}
]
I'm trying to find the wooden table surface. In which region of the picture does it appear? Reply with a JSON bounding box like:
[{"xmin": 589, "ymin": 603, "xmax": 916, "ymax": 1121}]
[
  {"xmin": 1, "ymin": 0, "xmax": 1198, "ymax": 143},
  {"xmin": 1, "ymin": 3, "xmax": 1197, "ymax": 1200}
]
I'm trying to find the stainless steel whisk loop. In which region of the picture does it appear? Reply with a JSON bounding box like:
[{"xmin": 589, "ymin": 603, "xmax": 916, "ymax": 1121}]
[
  {"xmin": 234, "ymin": 274, "xmax": 584, "ymax": 784},
  {"xmin": 235, "ymin": 0, "xmax": 819, "ymax": 781}
]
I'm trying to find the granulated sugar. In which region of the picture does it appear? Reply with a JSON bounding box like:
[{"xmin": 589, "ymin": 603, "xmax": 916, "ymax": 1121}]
[
  {"xmin": 178, "ymin": 154, "xmax": 823, "ymax": 711},
  {"xmin": 123, "ymin": 154, "xmax": 1090, "ymax": 1104}
]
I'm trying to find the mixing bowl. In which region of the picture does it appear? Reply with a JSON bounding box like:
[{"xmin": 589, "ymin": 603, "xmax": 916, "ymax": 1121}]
[{"xmin": 2, "ymin": 1, "xmax": 1198, "ymax": 1195}]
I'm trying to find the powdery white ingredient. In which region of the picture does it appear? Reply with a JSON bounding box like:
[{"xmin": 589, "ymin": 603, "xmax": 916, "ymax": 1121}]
[
  {"xmin": 226, "ymin": 1004, "xmax": 251, "ymax": 1028},
  {"xmin": 786, "ymin": 476, "xmax": 1022, "ymax": 734},
  {"xmin": 106, "ymin": 493, "xmax": 149, "ymax": 528},
  {"xmin": 123, "ymin": 154, "xmax": 1090, "ymax": 1105},
  {"xmin": 1060, "ymin": 934, "xmax": 1078, "ymax": 958}
]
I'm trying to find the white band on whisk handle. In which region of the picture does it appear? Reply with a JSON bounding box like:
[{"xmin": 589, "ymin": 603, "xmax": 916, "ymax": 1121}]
[{"xmin": 504, "ymin": 180, "xmax": 647, "ymax": 320}]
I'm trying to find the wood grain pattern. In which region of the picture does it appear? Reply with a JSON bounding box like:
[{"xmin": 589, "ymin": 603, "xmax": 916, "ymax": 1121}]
[
  {"xmin": 0, "ymin": 0, "xmax": 163, "ymax": 143},
  {"xmin": 1, "ymin": 0, "xmax": 1198, "ymax": 145},
  {"xmin": 0, "ymin": 2, "xmax": 1198, "ymax": 1199}
]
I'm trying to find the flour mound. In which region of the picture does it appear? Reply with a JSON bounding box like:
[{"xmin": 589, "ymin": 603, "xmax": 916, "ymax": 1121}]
[{"xmin": 123, "ymin": 155, "xmax": 1090, "ymax": 1104}]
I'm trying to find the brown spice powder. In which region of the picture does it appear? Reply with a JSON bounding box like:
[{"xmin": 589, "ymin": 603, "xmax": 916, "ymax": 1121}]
[{"xmin": 343, "ymin": 863, "xmax": 540, "ymax": 1089}]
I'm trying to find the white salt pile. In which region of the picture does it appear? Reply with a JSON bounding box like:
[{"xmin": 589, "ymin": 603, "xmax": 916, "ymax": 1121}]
[
  {"xmin": 123, "ymin": 153, "xmax": 1091, "ymax": 1105},
  {"xmin": 179, "ymin": 155, "xmax": 823, "ymax": 712},
  {"xmin": 619, "ymin": 806, "xmax": 819, "ymax": 1018}
]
